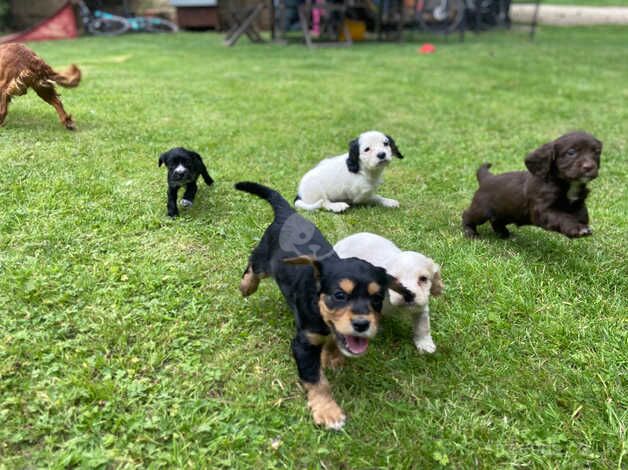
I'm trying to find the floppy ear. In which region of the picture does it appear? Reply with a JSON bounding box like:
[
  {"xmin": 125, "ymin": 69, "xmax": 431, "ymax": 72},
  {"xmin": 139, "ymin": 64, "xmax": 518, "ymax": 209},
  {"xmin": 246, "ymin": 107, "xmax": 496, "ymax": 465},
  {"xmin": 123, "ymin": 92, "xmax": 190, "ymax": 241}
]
[
  {"xmin": 430, "ymin": 267, "xmax": 444, "ymax": 297},
  {"xmin": 158, "ymin": 151, "xmax": 170, "ymax": 167},
  {"xmin": 596, "ymin": 138, "xmax": 603, "ymax": 169},
  {"xmin": 190, "ymin": 150, "xmax": 214, "ymax": 186},
  {"xmin": 283, "ymin": 255, "xmax": 322, "ymax": 280},
  {"xmin": 387, "ymin": 274, "xmax": 415, "ymax": 303},
  {"xmin": 346, "ymin": 138, "xmax": 360, "ymax": 173},
  {"xmin": 386, "ymin": 134, "xmax": 404, "ymax": 159},
  {"xmin": 525, "ymin": 142, "xmax": 555, "ymax": 178}
]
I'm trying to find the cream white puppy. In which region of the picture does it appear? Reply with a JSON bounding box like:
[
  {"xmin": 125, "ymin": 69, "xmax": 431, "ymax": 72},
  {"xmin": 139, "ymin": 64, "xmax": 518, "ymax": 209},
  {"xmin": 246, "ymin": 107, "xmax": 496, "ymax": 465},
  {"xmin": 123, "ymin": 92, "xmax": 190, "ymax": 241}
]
[
  {"xmin": 334, "ymin": 232, "xmax": 443, "ymax": 353},
  {"xmin": 295, "ymin": 131, "xmax": 404, "ymax": 213}
]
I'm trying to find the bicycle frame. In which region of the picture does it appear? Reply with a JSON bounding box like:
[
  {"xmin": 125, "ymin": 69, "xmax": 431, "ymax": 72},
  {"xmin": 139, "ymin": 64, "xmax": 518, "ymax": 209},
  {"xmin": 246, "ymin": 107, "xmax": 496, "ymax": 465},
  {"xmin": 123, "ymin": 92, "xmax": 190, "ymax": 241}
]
[{"xmin": 75, "ymin": 0, "xmax": 178, "ymax": 35}]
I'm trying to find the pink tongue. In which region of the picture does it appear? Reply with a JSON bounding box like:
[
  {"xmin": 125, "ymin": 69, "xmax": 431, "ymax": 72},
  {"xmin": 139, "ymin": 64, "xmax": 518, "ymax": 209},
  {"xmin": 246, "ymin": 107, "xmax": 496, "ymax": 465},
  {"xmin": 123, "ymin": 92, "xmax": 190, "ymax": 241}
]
[{"xmin": 345, "ymin": 336, "xmax": 369, "ymax": 354}]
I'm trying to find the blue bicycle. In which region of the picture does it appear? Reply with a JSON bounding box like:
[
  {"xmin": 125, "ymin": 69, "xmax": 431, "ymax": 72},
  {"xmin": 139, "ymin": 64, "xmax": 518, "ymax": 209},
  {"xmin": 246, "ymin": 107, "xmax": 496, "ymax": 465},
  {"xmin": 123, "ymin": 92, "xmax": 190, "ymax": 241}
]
[{"xmin": 76, "ymin": 0, "xmax": 178, "ymax": 35}]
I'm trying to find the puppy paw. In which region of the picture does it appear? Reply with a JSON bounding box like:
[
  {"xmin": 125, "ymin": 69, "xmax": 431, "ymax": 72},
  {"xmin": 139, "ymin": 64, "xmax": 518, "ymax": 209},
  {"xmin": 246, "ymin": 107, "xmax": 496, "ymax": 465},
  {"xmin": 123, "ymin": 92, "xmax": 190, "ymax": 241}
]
[
  {"xmin": 326, "ymin": 202, "xmax": 349, "ymax": 213},
  {"xmin": 312, "ymin": 403, "xmax": 346, "ymax": 430},
  {"xmin": 463, "ymin": 226, "xmax": 479, "ymax": 239},
  {"xmin": 305, "ymin": 381, "xmax": 346, "ymax": 430},
  {"xmin": 240, "ymin": 268, "xmax": 260, "ymax": 297},
  {"xmin": 63, "ymin": 115, "xmax": 76, "ymax": 130},
  {"xmin": 565, "ymin": 225, "xmax": 592, "ymax": 238},
  {"xmin": 180, "ymin": 199, "xmax": 193, "ymax": 208},
  {"xmin": 414, "ymin": 336, "xmax": 436, "ymax": 354},
  {"xmin": 578, "ymin": 226, "xmax": 592, "ymax": 237},
  {"xmin": 492, "ymin": 226, "xmax": 510, "ymax": 239},
  {"xmin": 380, "ymin": 198, "xmax": 399, "ymax": 208}
]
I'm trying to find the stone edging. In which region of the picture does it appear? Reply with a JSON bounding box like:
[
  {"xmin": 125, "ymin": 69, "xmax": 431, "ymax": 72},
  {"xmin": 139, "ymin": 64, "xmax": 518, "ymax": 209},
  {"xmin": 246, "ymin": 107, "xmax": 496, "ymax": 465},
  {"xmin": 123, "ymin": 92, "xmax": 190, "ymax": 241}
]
[{"xmin": 511, "ymin": 4, "xmax": 628, "ymax": 25}]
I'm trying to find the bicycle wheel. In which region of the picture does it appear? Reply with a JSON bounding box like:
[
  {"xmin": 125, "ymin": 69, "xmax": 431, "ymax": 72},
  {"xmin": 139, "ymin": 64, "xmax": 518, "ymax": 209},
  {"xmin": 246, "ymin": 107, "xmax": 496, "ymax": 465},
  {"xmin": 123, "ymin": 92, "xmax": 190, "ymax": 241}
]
[
  {"xmin": 145, "ymin": 17, "xmax": 179, "ymax": 33},
  {"xmin": 88, "ymin": 16, "xmax": 131, "ymax": 35},
  {"xmin": 417, "ymin": 0, "xmax": 465, "ymax": 34}
]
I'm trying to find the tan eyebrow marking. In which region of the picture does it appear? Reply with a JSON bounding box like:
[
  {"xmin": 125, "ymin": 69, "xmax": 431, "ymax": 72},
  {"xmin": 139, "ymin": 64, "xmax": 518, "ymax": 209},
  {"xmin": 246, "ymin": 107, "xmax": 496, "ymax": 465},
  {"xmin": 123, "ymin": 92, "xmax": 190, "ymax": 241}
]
[
  {"xmin": 368, "ymin": 282, "xmax": 381, "ymax": 295},
  {"xmin": 339, "ymin": 279, "xmax": 355, "ymax": 294}
]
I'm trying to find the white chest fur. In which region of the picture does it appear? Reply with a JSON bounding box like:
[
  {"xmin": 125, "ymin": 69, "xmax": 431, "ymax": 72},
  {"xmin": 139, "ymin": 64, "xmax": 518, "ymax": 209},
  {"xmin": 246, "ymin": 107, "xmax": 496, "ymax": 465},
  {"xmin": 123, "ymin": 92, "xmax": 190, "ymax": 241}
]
[{"xmin": 567, "ymin": 182, "xmax": 583, "ymax": 202}]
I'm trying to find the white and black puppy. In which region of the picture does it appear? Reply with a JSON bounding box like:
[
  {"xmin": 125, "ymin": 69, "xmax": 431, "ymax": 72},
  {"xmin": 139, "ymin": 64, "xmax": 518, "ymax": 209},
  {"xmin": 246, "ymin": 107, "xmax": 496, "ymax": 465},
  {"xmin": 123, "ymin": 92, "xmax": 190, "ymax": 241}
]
[
  {"xmin": 158, "ymin": 147, "xmax": 214, "ymax": 217},
  {"xmin": 334, "ymin": 233, "xmax": 443, "ymax": 353},
  {"xmin": 295, "ymin": 131, "xmax": 404, "ymax": 213}
]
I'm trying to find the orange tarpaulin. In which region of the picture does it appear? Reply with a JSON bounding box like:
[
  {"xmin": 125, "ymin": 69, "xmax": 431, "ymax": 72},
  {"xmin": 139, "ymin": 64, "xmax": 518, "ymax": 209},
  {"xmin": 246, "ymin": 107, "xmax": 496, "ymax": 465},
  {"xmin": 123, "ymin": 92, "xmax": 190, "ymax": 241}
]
[{"xmin": 0, "ymin": 2, "xmax": 78, "ymax": 44}]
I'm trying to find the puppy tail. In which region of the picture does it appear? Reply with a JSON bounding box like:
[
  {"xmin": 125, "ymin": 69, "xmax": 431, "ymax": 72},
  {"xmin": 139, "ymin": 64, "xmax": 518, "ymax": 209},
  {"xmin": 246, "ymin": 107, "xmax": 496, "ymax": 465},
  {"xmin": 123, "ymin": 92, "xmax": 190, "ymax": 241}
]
[
  {"xmin": 49, "ymin": 64, "xmax": 81, "ymax": 88},
  {"xmin": 476, "ymin": 163, "xmax": 493, "ymax": 183},
  {"xmin": 235, "ymin": 182, "xmax": 294, "ymax": 221}
]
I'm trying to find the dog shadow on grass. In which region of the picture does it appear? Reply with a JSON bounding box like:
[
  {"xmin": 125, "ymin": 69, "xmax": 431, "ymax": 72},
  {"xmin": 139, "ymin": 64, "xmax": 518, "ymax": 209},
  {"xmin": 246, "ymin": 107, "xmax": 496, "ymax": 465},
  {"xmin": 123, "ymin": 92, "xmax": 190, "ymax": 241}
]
[
  {"xmin": 470, "ymin": 226, "xmax": 599, "ymax": 276},
  {"xmin": 4, "ymin": 111, "xmax": 96, "ymax": 133}
]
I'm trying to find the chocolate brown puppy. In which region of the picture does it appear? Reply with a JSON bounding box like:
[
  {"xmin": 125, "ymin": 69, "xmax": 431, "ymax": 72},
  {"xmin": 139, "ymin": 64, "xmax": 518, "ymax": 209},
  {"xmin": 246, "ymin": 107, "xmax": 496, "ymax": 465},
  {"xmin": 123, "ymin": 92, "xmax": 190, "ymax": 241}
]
[{"xmin": 462, "ymin": 132, "xmax": 602, "ymax": 239}]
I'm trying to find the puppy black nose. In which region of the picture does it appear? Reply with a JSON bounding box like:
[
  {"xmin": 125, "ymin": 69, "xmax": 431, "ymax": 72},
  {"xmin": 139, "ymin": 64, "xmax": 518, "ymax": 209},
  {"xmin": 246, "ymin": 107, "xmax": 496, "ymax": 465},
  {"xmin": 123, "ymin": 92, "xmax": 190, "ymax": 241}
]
[
  {"xmin": 351, "ymin": 318, "xmax": 370, "ymax": 333},
  {"xmin": 377, "ymin": 152, "xmax": 387, "ymax": 160}
]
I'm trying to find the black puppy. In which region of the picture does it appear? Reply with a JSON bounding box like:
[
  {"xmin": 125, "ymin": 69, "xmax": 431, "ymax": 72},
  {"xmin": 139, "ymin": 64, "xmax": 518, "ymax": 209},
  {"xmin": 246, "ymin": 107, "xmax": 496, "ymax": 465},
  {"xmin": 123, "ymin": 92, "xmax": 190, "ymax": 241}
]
[
  {"xmin": 235, "ymin": 182, "xmax": 413, "ymax": 430},
  {"xmin": 462, "ymin": 132, "xmax": 602, "ymax": 239},
  {"xmin": 158, "ymin": 147, "xmax": 214, "ymax": 217}
]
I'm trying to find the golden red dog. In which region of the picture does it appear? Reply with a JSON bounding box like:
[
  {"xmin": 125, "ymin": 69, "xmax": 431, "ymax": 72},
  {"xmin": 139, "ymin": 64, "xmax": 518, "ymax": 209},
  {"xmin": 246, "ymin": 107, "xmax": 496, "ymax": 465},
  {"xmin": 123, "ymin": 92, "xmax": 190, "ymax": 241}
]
[{"xmin": 0, "ymin": 43, "xmax": 81, "ymax": 130}]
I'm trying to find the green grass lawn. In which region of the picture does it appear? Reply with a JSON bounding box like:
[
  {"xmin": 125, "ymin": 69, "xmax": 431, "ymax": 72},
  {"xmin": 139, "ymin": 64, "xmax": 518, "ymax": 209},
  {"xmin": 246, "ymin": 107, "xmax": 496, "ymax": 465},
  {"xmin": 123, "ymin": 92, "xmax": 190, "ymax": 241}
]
[{"xmin": 1, "ymin": 27, "xmax": 626, "ymax": 468}]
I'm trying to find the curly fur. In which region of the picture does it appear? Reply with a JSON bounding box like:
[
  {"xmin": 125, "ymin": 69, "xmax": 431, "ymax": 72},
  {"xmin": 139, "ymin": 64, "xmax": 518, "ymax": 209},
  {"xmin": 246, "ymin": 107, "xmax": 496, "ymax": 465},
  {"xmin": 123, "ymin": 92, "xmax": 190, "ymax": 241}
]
[
  {"xmin": 462, "ymin": 132, "xmax": 602, "ymax": 239},
  {"xmin": 334, "ymin": 232, "xmax": 444, "ymax": 354}
]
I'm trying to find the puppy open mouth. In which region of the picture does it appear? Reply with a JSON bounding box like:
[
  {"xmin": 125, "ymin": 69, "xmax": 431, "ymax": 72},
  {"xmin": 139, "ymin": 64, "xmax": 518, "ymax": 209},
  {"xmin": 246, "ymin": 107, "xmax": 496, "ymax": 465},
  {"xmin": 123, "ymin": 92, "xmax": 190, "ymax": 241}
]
[{"xmin": 334, "ymin": 331, "xmax": 369, "ymax": 356}]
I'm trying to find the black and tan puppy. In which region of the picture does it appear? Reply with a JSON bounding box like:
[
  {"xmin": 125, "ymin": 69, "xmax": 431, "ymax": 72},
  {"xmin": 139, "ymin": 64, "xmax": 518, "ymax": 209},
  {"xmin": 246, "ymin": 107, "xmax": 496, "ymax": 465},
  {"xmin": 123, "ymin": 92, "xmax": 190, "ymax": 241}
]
[
  {"xmin": 235, "ymin": 182, "xmax": 413, "ymax": 430},
  {"xmin": 158, "ymin": 147, "xmax": 214, "ymax": 217},
  {"xmin": 462, "ymin": 132, "xmax": 602, "ymax": 239}
]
